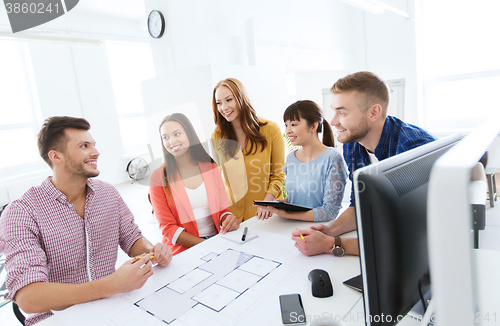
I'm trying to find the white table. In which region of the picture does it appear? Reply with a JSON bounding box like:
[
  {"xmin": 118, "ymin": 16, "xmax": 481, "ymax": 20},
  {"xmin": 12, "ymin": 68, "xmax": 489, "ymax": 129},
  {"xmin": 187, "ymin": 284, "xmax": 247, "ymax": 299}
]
[
  {"xmin": 29, "ymin": 213, "xmax": 500, "ymax": 326},
  {"xmin": 242, "ymin": 213, "xmax": 364, "ymax": 325},
  {"xmin": 241, "ymin": 214, "xmax": 423, "ymax": 326},
  {"xmin": 38, "ymin": 212, "xmax": 366, "ymax": 326}
]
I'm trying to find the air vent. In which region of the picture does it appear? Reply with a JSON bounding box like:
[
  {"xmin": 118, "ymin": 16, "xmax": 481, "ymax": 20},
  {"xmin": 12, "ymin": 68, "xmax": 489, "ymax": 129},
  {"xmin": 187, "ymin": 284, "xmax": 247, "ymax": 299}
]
[{"xmin": 385, "ymin": 149, "xmax": 446, "ymax": 196}]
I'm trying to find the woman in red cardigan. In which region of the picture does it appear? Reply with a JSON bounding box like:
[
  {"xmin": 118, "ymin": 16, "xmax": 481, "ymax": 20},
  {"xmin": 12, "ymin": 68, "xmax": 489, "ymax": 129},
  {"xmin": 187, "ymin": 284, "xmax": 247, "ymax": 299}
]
[{"xmin": 149, "ymin": 113, "xmax": 240, "ymax": 255}]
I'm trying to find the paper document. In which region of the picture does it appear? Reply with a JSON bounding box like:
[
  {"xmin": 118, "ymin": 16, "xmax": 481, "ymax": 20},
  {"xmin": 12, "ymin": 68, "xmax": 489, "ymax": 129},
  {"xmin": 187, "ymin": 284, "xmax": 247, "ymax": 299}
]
[
  {"xmin": 220, "ymin": 228, "xmax": 258, "ymax": 244},
  {"xmin": 51, "ymin": 229, "xmax": 333, "ymax": 326}
]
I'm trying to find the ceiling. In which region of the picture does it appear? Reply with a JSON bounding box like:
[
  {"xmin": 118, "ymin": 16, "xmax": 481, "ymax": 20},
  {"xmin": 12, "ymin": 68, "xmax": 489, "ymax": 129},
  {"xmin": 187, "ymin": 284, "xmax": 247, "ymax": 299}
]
[
  {"xmin": 0, "ymin": 1, "xmax": 148, "ymax": 36},
  {"xmin": 73, "ymin": 0, "xmax": 147, "ymax": 21}
]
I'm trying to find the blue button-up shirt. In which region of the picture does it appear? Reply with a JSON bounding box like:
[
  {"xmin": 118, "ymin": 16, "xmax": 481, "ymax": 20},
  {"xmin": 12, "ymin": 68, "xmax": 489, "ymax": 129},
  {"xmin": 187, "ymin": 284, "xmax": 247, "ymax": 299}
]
[{"xmin": 343, "ymin": 116, "xmax": 437, "ymax": 206}]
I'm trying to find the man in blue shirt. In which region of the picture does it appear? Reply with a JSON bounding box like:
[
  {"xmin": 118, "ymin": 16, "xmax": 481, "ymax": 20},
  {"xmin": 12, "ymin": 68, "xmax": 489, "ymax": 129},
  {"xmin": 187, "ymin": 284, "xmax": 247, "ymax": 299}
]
[{"xmin": 291, "ymin": 71, "xmax": 436, "ymax": 256}]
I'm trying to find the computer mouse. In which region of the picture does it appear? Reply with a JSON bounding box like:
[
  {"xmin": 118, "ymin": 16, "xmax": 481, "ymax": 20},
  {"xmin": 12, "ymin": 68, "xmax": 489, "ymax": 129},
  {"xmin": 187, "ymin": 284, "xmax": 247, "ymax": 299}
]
[{"xmin": 308, "ymin": 269, "xmax": 333, "ymax": 298}]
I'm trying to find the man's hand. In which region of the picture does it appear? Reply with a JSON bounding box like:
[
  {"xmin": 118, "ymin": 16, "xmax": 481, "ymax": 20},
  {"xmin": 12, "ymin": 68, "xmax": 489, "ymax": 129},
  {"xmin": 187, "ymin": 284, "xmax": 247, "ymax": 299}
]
[
  {"xmin": 220, "ymin": 214, "xmax": 240, "ymax": 234},
  {"xmin": 14, "ymin": 253, "xmax": 161, "ymax": 314},
  {"xmin": 291, "ymin": 228, "xmax": 334, "ymax": 256},
  {"xmin": 150, "ymin": 243, "xmax": 172, "ymax": 267},
  {"xmin": 309, "ymin": 223, "xmax": 334, "ymax": 237},
  {"xmin": 109, "ymin": 255, "xmax": 154, "ymax": 294}
]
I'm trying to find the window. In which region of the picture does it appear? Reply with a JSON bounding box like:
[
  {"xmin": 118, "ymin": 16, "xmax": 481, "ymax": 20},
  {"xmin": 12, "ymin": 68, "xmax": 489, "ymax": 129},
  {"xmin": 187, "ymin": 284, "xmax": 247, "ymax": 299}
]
[
  {"xmin": 106, "ymin": 41, "xmax": 155, "ymax": 157},
  {"xmin": 0, "ymin": 40, "xmax": 44, "ymax": 180},
  {"xmin": 419, "ymin": 0, "xmax": 500, "ymax": 133}
]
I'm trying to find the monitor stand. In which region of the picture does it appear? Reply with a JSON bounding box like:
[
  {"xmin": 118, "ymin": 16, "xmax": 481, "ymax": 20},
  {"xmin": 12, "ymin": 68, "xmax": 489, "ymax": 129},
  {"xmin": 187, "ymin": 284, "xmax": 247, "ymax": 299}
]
[{"xmin": 407, "ymin": 289, "xmax": 433, "ymax": 323}]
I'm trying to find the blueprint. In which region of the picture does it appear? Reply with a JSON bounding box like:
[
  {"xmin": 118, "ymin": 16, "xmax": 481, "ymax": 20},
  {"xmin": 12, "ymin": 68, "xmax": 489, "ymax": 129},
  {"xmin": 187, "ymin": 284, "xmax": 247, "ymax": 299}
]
[
  {"xmin": 50, "ymin": 229, "xmax": 332, "ymax": 326},
  {"xmin": 135, "ymin": 249, "xmax": 280, "ymax": 324}
]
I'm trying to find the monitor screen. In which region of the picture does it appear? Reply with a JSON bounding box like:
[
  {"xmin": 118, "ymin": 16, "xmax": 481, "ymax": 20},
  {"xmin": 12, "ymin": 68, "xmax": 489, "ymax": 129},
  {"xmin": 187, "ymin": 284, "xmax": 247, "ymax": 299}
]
[{"xmin": 354, "ymin": 134, "xmax": 463, "ymax": 326}]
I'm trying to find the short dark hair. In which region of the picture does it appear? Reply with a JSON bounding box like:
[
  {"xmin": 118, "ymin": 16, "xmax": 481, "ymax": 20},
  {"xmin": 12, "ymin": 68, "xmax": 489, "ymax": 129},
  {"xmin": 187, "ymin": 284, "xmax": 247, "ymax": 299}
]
[
  {"xmin": 331, "ymin": 71, "xmax": 389, "ymax": 117},
  {"xmin": 37, "ymin": 116, "xmax": 91, "ymax": 167}
]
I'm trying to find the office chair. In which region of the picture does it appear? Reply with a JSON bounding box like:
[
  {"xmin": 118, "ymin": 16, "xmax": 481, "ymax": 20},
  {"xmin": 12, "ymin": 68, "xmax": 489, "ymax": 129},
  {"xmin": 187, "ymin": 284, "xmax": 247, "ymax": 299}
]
[
  {"xmin": 12, "ymin": 302, "xmax": 25, "ymax": 325},
  {"xmin": 471, "ymin": 162, "xmax": 487, "ymax": 249},
  {"xmin": 485, "ymin": 166, "xmax": 498, "ymax": 207}
]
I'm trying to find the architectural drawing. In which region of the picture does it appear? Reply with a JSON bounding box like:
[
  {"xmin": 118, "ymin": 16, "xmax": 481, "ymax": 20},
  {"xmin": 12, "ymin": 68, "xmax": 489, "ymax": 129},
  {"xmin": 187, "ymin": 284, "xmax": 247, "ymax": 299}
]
[
  {"xmin": 51, "ymin": 230, "xmax": 310, "ymax": 326},
  {"xmin": 134, "ymin": 249, "xmax": 281, "ymax": 324}
]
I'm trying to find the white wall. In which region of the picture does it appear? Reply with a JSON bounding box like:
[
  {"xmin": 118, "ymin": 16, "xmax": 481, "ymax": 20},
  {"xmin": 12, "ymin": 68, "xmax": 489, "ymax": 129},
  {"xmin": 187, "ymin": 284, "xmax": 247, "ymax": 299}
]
[
  {"xmin": 0, "ymin": 13, "xmax": 152, "ymax": 200},
  {"xmin": 142, "ymin": 65, "xmax": 289, "ymax": 143},
  {"xmin": 144, "ymin": 0, "xmax": 367, "ymax": 137},
  {"xmin": 71, "ymin": 46, "xmax": 128, "ymax": 183},
  {"xmin": 1, "ymin": 0, "xmax": 426, "ymax": 202},
  {"xmin": 364, "ymin": 0, "xmax": 420, "ymax": 124},
  {"xmin": 295, "ymin": 72, "xmax": 351, "ymax": 111},
  {"xmin": 1, "ymin": 42, "xmax": 136, "ymax": 198},
  {"xmin": 146, "ymin": 0, "xmax": 366, "ymax": 74}
]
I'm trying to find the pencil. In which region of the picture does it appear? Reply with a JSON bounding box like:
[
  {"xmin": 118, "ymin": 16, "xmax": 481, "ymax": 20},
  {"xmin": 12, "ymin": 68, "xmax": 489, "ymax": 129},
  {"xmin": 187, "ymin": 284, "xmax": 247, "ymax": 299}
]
[
  {"xmin": 299, "ymin": 234, "xmax": 305, "ymax": 240},
  {"xmin": 134, "ymin": 255, "xmax": 154, "ymax": 260}
]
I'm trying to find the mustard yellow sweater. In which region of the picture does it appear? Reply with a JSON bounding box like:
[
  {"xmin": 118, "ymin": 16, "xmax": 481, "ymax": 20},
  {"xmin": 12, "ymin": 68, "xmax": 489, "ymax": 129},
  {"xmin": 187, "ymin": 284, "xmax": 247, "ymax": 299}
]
[{"xmin": 211, "ymin": 118, "xmax": 285, "ymax": 221}]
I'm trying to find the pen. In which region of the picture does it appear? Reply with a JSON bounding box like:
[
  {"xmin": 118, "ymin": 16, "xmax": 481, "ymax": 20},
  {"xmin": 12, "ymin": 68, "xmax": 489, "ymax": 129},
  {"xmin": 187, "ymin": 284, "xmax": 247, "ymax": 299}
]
[
  {"xmin": 242, "ymin": 227, "xmax": 248, "ymax": 241},
  {"xmin": 134, "ymin": 255, "xmax": 154, "ymax": 260}
]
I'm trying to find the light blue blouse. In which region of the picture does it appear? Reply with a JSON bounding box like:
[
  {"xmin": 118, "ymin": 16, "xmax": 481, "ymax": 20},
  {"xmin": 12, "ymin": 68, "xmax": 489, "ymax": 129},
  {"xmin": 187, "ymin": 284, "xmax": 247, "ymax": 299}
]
[{"xmin": 284, "ymin": 147, "xmax": 348, "ymax": 222}]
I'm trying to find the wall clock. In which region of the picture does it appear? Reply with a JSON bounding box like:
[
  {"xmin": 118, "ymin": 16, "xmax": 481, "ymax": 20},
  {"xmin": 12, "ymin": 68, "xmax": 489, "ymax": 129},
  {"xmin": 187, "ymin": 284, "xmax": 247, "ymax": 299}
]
[{"xmin": 148, "ymin": 10, "xmax": 165, "ymax": 38}]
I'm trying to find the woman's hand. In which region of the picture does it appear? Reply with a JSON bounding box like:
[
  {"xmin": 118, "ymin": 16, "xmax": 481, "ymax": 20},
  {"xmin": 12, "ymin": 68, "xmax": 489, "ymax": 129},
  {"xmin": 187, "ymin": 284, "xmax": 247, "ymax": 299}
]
[
  {"xmin": 151, "ymin": 243, "xmax": 173, "ymax": 267},
  {"xmin": 255, "ymin": 193, "xmax": 276, "ymax": 220},
  {"xmin": 220, "ymin": 214, "xmax": 240, "ymax": 233},
  {"xmin": 255, "ymin": 206, "xmax": 273, "ymax": 220},
  {"xmin": 253, "ymin": 204, "xmax": 288, "ymax": 219}
]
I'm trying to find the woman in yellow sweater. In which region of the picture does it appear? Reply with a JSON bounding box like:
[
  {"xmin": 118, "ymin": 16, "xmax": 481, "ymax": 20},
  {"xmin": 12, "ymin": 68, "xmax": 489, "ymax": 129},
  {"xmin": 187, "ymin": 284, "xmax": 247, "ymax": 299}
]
[{"xmin": 211, "ymin": 78, "xmax": 285, "ymax": 221}]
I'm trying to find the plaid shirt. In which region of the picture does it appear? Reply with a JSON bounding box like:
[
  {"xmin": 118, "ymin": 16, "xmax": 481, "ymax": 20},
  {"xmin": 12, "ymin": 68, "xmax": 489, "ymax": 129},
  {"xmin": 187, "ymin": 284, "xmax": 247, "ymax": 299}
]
[
  {"xmin": 344, "ymin": 116, "xmax": 436, "ymax": 206},
  {"xmin": 0, "ymin": 178, "xmax": 143, "ymax": 326}
]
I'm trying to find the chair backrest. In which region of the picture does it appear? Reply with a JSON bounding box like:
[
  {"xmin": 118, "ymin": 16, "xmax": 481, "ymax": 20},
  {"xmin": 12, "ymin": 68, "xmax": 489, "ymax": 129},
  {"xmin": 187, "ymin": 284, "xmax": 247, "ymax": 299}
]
[
  {"xmin": 470, "ymin": 162, "xmax": 487, "ymax": 205},
  {"xmin": 12, "ymin": 302, "xmax": 25, "ymax": 325}
]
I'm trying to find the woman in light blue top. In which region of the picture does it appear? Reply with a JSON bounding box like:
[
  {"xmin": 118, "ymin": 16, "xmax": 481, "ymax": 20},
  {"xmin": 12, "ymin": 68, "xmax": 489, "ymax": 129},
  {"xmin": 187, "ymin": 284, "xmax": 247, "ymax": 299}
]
[{"xmin": 260, "ymin": 100, "xmax": 347, "ymax": 221}]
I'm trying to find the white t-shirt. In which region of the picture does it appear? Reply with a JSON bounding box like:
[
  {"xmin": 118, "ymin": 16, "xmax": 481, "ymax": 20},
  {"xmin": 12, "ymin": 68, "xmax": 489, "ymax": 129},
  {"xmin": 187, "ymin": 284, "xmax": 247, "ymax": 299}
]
[
  {"xmin": 185, "ymin": 182, "xmax": 217, "ymax": 238},
  {"xmin": 367, "ymin": 151, "xmax": 379, "ymax": 164}
]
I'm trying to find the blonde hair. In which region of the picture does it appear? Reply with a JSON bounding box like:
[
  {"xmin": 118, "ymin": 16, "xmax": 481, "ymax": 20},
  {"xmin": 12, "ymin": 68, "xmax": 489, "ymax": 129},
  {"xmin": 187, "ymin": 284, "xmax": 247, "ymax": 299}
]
[{"xmin": 331, "ymin": 71, "xmax": 389, "ymax": 117}]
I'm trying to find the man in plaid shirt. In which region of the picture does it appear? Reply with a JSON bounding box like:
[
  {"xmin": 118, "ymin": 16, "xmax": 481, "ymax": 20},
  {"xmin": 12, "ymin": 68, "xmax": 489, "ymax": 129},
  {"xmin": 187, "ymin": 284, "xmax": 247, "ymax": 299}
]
[
  {"xmin": 0, "ymin": 116, "xmax": 173, "ymax": 325},
  {"xmin": 291, "ymin": 71, "xmax": 436, "ymax": 257}
]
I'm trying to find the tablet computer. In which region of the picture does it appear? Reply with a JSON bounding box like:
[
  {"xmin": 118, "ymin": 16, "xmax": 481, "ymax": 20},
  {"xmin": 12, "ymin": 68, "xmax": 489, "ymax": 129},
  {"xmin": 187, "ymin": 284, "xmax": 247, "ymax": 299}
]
[{"xmin": 253, "ymin": 201, "xmax": 312, "ymax": 212}]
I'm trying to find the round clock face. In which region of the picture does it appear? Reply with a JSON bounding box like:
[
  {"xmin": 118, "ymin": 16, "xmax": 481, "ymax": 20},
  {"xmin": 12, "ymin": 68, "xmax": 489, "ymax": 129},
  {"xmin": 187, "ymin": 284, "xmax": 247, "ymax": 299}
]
[{"xmin": 148, "ymin": 10, "xmax": 165, "ymax": 38}]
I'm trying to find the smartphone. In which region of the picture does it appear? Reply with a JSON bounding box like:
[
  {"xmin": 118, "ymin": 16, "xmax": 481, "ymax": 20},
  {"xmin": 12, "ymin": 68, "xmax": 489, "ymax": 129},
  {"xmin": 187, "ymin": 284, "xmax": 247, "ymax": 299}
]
[{"xmin": 279, "ymin": 294, "xmax": 306, "ymax": 325}]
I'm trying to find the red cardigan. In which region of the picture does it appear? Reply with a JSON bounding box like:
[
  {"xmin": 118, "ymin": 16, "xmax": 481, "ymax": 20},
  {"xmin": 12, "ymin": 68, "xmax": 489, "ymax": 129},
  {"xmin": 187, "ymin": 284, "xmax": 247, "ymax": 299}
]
[{"xmin": 149, "ymin": 162, "xmax": 232, "ymax": 255}]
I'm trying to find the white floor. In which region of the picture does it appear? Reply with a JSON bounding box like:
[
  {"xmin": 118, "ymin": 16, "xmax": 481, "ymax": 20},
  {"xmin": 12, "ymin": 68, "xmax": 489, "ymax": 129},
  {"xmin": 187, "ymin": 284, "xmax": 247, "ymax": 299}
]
[{"xmin": 1, "ymin": 180, "xmax": 499, "ymax": 326}]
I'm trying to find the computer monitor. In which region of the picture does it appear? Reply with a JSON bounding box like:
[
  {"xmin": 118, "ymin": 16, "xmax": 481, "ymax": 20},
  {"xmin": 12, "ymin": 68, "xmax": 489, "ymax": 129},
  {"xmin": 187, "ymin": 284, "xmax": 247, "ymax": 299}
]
[
  {"xmin": 354, "ymin": 133, "xmax": 463, "ymax": 326},
  {"xmin": 427, "ymin": 118, "xmax": 500, "ymax": 326}
]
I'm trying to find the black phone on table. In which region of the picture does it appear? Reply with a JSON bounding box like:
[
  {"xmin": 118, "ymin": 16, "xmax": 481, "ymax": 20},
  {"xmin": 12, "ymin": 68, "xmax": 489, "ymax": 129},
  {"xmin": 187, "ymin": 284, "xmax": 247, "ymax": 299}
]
[{"xmin": 279, "ymin": 293, "xmax": 306, "ymax": 325}]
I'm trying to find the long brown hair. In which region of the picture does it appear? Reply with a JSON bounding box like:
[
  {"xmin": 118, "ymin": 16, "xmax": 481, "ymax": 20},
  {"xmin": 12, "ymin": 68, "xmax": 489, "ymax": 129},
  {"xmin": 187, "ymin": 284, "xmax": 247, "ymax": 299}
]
[
  {"xmin": 283, "ymin": 100, "xmax": 335, "ymax": 147},
  {"xmin": 159, "ymin": 113, "xmax": 214, "ymax": 193},
  {"xmin": 212, "ymin": 78, "xmax": 268, "ymax": 157}
]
